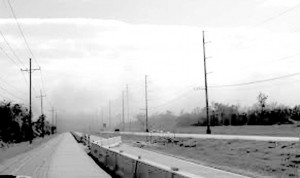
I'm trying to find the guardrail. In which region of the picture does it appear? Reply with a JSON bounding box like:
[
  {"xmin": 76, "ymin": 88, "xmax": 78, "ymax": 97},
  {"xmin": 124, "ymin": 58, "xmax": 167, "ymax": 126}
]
[{"xmin": 71, "ymin": 132, "xmax": 202, "ymax": 178}]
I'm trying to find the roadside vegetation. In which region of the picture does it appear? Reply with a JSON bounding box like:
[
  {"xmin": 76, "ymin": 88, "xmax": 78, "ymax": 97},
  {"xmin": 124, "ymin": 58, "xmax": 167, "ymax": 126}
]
[
  {"xmin": 99, "ymin": 133, "xmax": 300, "ymax": 177},
  {"xmin": 0, "ymin": 100, "xmax": 56, "ymax": 149},
  {"xmin": 125, "ymin": 93, "xmax": 300, "ymax": 134},
  {"xmin": 106, "ymin": 92, "xmax": 300, "ymax": 177}
]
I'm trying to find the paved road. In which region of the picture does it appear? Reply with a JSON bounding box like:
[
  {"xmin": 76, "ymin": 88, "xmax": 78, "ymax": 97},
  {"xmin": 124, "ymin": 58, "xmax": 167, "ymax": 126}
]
[
  {"xmin": 0, "ymin": 133, "xmax": 110, "ymax": 178},
  {"xmin": 104, "ymin": 131, "xmax": 300, "ymax": 142}
]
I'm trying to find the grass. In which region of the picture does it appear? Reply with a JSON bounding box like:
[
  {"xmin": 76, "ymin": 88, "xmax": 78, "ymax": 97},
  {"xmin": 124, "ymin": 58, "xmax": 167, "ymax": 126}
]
[
  {"xmin": 132, "ymin": 125, "xmax": 300, "ymax": 137},
  {"xmin": 98, "ymin": 132, "xmax": 300, "ymax": 178},
  {"xmin": 0, "ymin": 135, "xmax": 56, "ymax": 163},
  {"xmin": 174, "ymin": 125, "xmax": 300, "ymax": 137}
]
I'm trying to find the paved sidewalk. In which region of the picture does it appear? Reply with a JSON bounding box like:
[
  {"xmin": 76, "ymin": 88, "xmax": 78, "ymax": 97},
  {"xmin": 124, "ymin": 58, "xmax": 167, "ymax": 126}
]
[
  {"xmin": 48, "ymin": 133, "xmax": 110, "ymax": 178},
  {"xmin": 0, "ymin": 133, "xmax": 110, "ymax": 178},
  {"xmin": 0, "ymin": 134, "xmax": 63, "ymax": 177}
]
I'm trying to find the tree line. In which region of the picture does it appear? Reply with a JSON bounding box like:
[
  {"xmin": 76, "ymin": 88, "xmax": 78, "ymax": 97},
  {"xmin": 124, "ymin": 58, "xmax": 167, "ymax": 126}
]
[
  {"xmin": 133, "ymin": 93, "xmax": 300, "ymax": 131},
  {"xmin": 0, "ymin": 100, "xmax": 56, "ymax": 145},
  {"xmin": 178, "ymin": 93, "xmax": 300, "ymax": 126}
]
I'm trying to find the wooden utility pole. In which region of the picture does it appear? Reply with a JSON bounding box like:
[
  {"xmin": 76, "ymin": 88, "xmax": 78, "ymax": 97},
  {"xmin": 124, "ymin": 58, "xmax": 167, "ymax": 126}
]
[
  {"xmin": 145, "ymin": 75, "xmax": 149, "ymax": 132},
  {"xmin": 55, "ymin": 111, "xmax": 58, "ymax": 132},
  {"xmin": 126, "ymin": 84, "xmax": 131, "ymax": 131},
  {"xmin": 36, "ymin": 90, "xmax": 46, "ymax": 115},
  {"xmin": 50, "ymin": 107, "xmax": 55, "ymax": 126},
  {"xmin": 49, "ymin": 107, "xmax": 55, "ymax": 134},
  {"xmin": 21, "ymin": 58, "xmax": 40, "ymax": 143},
  {"xmin": 203, "ymin": 31, "xmax": 211, "ymax": 134},
  {"xmin": 36, "ymin": 90, "xmax": 46, "ymax": 137},
  {"xmin": 109, "ymin": 100, "xmax": 111, "ymax": 129},
  {"xmin": 101, "ymin": 107, "xmax": 104, "ymax": 128},
  {"xmin": 122, "ymin": 91, "xmax": 125, "ymax": 131}
]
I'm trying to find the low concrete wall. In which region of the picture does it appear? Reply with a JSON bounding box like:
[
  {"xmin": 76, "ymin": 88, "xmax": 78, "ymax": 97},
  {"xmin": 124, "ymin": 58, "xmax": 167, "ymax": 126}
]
[
  {"xmin": 90, "ymin": 142, "xmax": 200, "ymax": 178},
  {"xmin": 92, "ymin": 136, "xmax": 122, "ymax": 147},
  {"xmin": 72, "ymin": 132, "xmax": 202, "ymax": 178},
  {"xmin": 102, "ymin": 131, "xmax": 300, "ymax": 142}
]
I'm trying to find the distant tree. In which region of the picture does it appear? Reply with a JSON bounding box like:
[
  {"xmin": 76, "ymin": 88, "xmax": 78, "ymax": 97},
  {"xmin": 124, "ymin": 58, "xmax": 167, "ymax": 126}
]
[
  {"xmin": 33, "ymin": 114, "xmax": 46, "ymax": 137},
  {"xmin": 136, "ymin": 113, "xmax": 146, "ymax": 131},
  {"xmin": 257, "ymin": 92, "xmax": 268, "ymax": 112},
  {"xmin": 147, "ymin": 111, "xmax": 177, "ymax": 131},
  {"xmin": 211, "ymin": 102, "xmax": 239, "ymax": 126},
  {"xmin": 177, "ymin": 108, "xmax": 205, "ymax": 127},
  {"xmin": 291, "ymin": 105, "xmax": 300, "ymax": 121},
  {"xmin": 0, "ymin": 101, "xmax": 12, "ymax": 142}
]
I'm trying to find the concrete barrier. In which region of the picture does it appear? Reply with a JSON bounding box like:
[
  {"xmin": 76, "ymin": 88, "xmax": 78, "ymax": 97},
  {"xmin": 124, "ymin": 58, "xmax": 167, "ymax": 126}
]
[
  {"xmin": 93, "ymin": 136, "xmax": 122, "ymax": 147},
  {"xmin": 71, "ymin": 132, "xmax": 202, "ymax": 178}
]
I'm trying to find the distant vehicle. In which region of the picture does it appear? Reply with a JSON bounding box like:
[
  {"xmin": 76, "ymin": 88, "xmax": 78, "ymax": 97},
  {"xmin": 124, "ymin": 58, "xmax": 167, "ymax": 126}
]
[{"xmin": 114, "ymin": 128, "xmax": 120, "ymax": 132}]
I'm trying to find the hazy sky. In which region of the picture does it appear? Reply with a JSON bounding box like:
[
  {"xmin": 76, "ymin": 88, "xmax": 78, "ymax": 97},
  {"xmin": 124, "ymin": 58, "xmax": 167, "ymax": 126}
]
[{"xmin": 0, "ymin": 0, "xmax": 300, "ymax": 129}]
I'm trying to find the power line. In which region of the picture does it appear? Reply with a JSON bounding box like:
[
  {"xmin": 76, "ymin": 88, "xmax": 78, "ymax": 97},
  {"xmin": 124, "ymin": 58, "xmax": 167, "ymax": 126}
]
[
  {"xmin": 270, "ymin": 53, "xmax": 300, "ymax": 63},
  {"xmin": 39, "ymin": 70, "xmax": 47, "ymax": 94},
  {"xmin": 0, "ymin": 33, "xmax": 32, "ymax": 96},
  {"xmin": 150, "ymin": 89, "xmax": 192, "ymax": 110},
  {"xmin": 0, "ymin": 75, "xmax": 27, "ymax": 95},
  {"xmin": 0, "ymin": 85, "xmax": 26, "ymax": 102},
  {"xmin": 39, "ymin": 69, "xmax": 53, "ymax": 108},
  {"xmin": 0, "ymin": 29, "xmax": 25, "ymax": 67},
  {"xmin": 234, "ymin": 4, "xmax": 300, "ymax": 54},
  {"xmin": 209, "ymin": 72, "xmax": 300, "ymax": 89},
  {"xmin": 7, "ymin": 0, "xmax": 40, "ymax": 67},
  {"xmin": 0, "ymin": 44, "xmax": 21, "ymax": 68},
  {"xmin": 21, "ymin": 71, "xmax": 29, "ymax": 85},
  {"xmin": 250, "ymin": 53, "xmax": 300, "ymax": 67},
  {"xmin": 150, "ymin": 92, "xmax": 195, "ymax": 113},
  {"xmin": 4, "ymin": 1, "xmax": 44, "ymax": 103},
  {"xmin": 256, "ymin": 4, "xmax": 300, "ymax": 26}
]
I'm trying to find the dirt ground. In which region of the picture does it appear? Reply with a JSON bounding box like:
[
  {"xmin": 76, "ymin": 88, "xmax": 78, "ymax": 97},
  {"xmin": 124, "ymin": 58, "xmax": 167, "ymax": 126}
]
[
  {"xmin": 122, "ymin": 124, "xmax": 300, "ymax": 137},
  {"xmin": 172, "ymin": 125, "xmax": 300, "ymax": 137},
  {"xmin": 0, "ymin": 135, "xmax": 55, "ymax": 163},
  {"xmin": 99, "ymin": 132, "xmax": 300, "ymax": 178}
]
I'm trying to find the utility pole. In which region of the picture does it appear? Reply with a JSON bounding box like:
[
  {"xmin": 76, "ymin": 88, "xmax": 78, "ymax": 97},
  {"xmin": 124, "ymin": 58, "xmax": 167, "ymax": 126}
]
[
  {"xmin": 36, "ymin": 90, "xmax": 46, "ymax": 137},
  {"xmin": 21, "ymin": 58, "xmax": 40, "ymax": 144},
  {"xmin": 145, "ymin": 75, "xmax": 149, "ymax": 132},
  {"xmin": 202, "ymin": 31, "xmax": 211, "ymax": 134},
  {"xmin": 109, "ymin": 100, "xmax": 111, "ymax": 129},
  {"xmin": 122, "ymin": 91, "xmax": 125, "ymax": 131},
  {"xmin": 126, "ymin": 84, "xmax": 131, "ymax": 131},
  {"xmin": 36, "ymin": 90, "xmax": 46, "ymax": 115},
  {"xmin": 49, "ymin": 107, "xmax": 55, "ymax": 134},
  {"xmin": 50, "ymin": 107, "xmax": 55, "ymax": 126},
  {"xmin": 101, "ymin": 107, "xmax": 104, "ymax": 129},
  {"xmin": 55, "ymin": 111, "xmax": 58, "ymax": 132}
]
